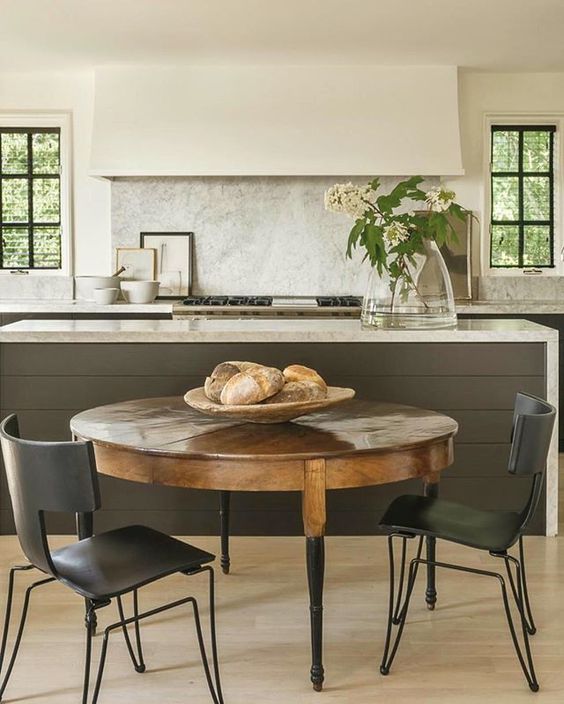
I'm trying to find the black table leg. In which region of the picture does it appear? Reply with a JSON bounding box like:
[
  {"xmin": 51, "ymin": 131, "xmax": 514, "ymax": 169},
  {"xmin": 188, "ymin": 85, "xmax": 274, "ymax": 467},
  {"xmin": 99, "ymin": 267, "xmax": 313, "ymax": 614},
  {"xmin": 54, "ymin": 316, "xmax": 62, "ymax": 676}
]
[
  {"xmin": 219, "ymin": 491, "xmax": 231, "ymax": 574},
  {"xmin": 306, "ymin": 536, "xmax": 325, "ymax": 691},
  {"xmin": 424, "ymin": 480, "xmax": 439, "ymax": 610}
]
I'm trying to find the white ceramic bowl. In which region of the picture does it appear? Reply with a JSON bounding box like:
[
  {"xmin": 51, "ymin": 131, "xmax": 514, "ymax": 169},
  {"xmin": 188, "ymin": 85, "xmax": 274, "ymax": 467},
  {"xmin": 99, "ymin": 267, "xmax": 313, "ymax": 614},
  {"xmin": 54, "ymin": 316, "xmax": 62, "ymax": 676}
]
[
  {"xmin": 93, "ymin": 287, "xmax": 119, "ymax": 305},
  {"xmin": 75, "ymin": 276, "xmax": 122, "ymax": 301},
  {"xmin": 120, "ymin": 280, "xmax": 159, "ymax": 304}
]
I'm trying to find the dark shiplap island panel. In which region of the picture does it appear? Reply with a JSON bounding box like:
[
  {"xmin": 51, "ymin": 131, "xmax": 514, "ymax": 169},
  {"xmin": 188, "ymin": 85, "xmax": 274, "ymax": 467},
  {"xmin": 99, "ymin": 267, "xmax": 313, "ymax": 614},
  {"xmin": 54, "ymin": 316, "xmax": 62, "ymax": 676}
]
[{"xmin": 0, "ymin": 341, "xmax": 547, "ymax": 536}]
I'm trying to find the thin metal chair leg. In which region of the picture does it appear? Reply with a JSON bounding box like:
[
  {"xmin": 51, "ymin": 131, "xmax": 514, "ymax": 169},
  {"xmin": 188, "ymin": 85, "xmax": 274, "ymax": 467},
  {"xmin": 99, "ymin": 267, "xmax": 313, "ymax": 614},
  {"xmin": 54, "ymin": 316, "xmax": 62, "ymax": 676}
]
[
  {"xmin": 191, "ymin": 598, "xmax": 223, "ymax": 704},
  {"xmin": 380, "ymin": 536, "xmax": 398, "ymax": 675},
  {"xmin": 380, "ymin": 559, "xmax": 419, "ymax": 675},
  {"xmin": 82, "ymin": 604, "xmax": 96, "ymax": 704},
  {"xmin": 0, "ymin": 576, "xmax": 55, "ymax": 700},
  {"xmin": 519, "ymin": 537, "xmax": 537, "ymax": 635},
  {"xmin": 391, "ymin": 538, "xmax": 407, "ymax": 625},
  {"xmin": 204, "ymin": 567, "xmax": 224, "ymax": 703},
  {"xmin": 0, "ymin": 565, "xmax": 34, "ymax": 675},
  {"xmin": 503, "ymin": 556, "xmax": 536, "ymax": 637},
  {"xmin": 380, "ymin": 536, "xmax": 423, "ymax": 676},
  {"xmin": 116, "ymin": 593, "xmax": 146, "ymax": 673},
  {"xmin": 499, "ymin": 556, "xmax": 539, "ymax": 692},
  {"xmin": 90, "ymin": 631, "xmax": 111, "ymax": 704}
]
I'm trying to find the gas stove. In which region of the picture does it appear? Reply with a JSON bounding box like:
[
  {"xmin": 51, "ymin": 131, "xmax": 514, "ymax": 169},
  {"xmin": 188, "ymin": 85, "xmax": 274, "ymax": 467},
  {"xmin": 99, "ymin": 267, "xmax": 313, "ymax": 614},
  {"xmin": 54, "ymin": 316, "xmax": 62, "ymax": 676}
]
[{"xmin": 173, "ymin": 295, "xmax": 362, "ymax": 318}]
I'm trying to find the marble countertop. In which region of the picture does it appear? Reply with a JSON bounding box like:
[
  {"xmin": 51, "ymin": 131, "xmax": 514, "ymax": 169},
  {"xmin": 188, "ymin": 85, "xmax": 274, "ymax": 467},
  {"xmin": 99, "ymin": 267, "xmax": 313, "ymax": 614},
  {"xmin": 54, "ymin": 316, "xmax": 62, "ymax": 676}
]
[
  {"xmin": 0, "ymin": 299, "xmax": 175, "ymax": 314},
  {"xmin": 1, "ymin": 298, "xmax": 564, "ymax": 315},
  {"xmin": 456, "ymin": 300, "xmax": 564, "ymax": 314},
  {"xmin": 0, "ymin": 317, "xmax": 558, "ymax": 343}
]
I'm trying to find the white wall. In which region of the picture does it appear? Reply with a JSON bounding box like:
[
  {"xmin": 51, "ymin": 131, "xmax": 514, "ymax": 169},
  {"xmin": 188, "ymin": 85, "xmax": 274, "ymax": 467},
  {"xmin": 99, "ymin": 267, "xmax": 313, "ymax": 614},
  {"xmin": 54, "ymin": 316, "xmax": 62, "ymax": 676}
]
[
  {"xmin": 3, "ymin": 68, "xmax": 564, "ymax": 293},
  {"xmin": 446, "ymin": 71, "xmax": 564, "ymax": 275},
  {"xmin": 0, "ymin": 71, "xmax": 111, "ymax": 276}
]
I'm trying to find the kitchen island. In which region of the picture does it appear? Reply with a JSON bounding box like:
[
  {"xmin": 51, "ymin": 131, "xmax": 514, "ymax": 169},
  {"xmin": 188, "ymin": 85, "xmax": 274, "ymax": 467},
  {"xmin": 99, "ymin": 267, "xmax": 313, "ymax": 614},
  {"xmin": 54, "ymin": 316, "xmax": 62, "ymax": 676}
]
[{"xmin": 0, "ymin": 318, "xmax": 558, "ymax": 536}]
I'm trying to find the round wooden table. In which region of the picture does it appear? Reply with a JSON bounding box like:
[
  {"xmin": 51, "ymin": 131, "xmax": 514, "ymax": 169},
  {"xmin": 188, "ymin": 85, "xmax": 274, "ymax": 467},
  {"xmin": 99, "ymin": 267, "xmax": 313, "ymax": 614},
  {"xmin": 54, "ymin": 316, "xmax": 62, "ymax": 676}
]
[{"xmin": 71, "ymin": 396, "xmax": 458, "ymax": 691}]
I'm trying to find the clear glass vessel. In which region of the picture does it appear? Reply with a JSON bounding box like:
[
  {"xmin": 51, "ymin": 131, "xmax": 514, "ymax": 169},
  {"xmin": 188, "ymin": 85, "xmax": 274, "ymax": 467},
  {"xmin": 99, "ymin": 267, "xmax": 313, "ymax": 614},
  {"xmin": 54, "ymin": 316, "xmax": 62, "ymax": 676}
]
[{"xmin": 361, "ymin": 240, "xmax": 457, "ymax": 329}]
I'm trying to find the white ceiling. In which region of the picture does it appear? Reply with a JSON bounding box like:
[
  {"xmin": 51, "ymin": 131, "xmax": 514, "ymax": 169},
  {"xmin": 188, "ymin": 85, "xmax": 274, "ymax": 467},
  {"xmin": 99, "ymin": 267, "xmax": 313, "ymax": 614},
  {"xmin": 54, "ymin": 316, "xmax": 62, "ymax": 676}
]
[{"xmin": 1, "ymin": 0, "xmax": 564, "ymax": 73}]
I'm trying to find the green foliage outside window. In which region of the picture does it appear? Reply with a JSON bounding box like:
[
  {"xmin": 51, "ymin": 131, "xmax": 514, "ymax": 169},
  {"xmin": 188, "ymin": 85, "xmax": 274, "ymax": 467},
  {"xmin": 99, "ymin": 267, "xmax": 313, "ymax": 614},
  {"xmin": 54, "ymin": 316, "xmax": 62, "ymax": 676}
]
[
  {"xmin": 490, "ymin": 126, "xmax": 555, "ymax": 268},
  {"xmin": 0, "ymin": 129, "xmax": 61, "ymax": 269}
]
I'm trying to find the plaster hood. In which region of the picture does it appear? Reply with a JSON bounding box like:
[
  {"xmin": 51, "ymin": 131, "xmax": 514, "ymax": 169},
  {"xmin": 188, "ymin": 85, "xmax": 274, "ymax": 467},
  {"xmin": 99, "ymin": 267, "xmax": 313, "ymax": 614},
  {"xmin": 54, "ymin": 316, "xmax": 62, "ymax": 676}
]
[{"xmin": 90, "ymin": 65, "xmax": 464, "ymax": 177}]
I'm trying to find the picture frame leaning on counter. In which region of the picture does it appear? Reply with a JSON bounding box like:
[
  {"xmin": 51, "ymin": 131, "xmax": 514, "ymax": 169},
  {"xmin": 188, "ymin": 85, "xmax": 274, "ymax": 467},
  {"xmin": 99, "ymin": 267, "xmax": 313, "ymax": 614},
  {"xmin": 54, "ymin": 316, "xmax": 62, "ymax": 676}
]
[{"xmin": 140, "ymin": 232, "xmax": 194, "ymax": 299}]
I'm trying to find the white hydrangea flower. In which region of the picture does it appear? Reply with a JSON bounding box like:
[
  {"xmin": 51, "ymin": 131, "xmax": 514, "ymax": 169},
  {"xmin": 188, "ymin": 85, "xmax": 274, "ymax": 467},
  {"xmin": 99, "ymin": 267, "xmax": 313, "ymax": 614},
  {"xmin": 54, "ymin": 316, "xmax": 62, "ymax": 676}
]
[
  {"xmin": 324, "ymin": 182, "xmax": 374, "ymax": 219},
  {"xmin": 425, "ymin": 186, "xmax": 456, "ymax": 212},
  {"xmin": 383, "ymin": 221, "xmax": 410, "ymax": 244}
]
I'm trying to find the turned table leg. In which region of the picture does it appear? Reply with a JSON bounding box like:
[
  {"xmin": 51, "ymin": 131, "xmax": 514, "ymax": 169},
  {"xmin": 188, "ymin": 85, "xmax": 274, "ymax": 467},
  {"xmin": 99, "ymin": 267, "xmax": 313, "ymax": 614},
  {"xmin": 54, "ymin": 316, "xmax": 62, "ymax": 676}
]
[
  {"xmin": 302, "ymin": 459, "xmax": 327, "ymax": 692},
  {"xmin": 219, "ymin": 490, "xmax": 231, "ymax": 574},
  {"xmin": 423, "ymin": 475, "xmax": 440, "ymax": 610}
]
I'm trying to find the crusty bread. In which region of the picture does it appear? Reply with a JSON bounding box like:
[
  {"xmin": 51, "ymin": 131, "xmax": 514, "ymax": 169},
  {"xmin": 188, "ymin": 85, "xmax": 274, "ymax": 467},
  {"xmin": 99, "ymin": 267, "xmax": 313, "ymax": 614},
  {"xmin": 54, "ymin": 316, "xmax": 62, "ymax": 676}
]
[
  {"xmin": 264, "ymin": 380, "xmax": 326, "ymax": 404},
  {"xmin": 282, "ymin": 364, "xmax": 327, "ymax": 392},
  {"xmin": 226, "ymin": 361, "xmax": 261, "ymax": 372},
  {"xmin": 220, "ymin": 365, "xmax": 285, "ymax": 405},
  {"xmin": 204, "ymin": 362, "xmax": 241, "ymax": 402}
]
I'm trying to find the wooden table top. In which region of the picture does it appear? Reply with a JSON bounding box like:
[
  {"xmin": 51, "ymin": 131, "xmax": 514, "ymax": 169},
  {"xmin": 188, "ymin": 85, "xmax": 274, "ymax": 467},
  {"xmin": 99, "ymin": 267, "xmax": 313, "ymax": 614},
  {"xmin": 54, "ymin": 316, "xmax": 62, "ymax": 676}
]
[{"xmin": 71, "ymin": 397, "xmax": 458, "ymax": 462}]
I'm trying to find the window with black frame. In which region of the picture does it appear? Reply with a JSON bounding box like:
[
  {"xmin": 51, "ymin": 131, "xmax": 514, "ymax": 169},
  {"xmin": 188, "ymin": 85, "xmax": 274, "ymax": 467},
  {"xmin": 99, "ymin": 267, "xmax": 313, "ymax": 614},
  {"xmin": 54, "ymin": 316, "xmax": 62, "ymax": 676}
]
[
  {"xmin": 0, "ymin": 128, "xmax": 62, "ymax": 269},
  {"xmin": 490, "ymin": 125, "xmax": 556, "ymax": 269}
]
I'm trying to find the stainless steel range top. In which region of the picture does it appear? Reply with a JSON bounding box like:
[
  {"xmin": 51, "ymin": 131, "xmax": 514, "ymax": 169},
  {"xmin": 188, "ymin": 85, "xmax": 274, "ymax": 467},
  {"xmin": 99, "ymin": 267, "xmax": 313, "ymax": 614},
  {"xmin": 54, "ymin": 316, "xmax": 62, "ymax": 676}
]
[{"xmin": 172, "ymin": 296, "xmax": 362, "ymax": 318}]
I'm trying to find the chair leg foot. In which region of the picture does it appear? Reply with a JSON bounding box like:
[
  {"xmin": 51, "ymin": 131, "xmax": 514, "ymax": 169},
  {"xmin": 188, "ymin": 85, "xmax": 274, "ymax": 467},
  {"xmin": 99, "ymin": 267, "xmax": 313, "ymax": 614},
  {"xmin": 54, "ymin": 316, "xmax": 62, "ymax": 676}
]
[
  {"xmin": 379, "ymin": 535, "xmax": 422, "ymax": 676},
  {"xmin": 117, "ymin": 592, "xmax": 146, "ymax": 674},
  {"xmin": 494, "ymin": 553, "xmax": 540, "ymax": 692}
]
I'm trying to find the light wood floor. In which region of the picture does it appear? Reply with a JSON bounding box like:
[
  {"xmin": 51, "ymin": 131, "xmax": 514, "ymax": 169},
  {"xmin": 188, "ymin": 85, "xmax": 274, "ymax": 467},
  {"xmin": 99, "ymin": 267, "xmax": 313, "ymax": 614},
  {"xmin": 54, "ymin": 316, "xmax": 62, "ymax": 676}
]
[{"xmin": 0, "ymin": 532, "xmax": 563, "ymax": 704}]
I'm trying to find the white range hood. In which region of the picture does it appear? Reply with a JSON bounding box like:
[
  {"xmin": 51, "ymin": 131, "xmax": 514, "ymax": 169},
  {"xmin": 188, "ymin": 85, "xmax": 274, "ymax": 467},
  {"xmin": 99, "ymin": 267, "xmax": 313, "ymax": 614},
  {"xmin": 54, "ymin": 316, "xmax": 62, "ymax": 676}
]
[{"xmin": 90, "ymin": 65, "xmax": 464, "ymax": 177}]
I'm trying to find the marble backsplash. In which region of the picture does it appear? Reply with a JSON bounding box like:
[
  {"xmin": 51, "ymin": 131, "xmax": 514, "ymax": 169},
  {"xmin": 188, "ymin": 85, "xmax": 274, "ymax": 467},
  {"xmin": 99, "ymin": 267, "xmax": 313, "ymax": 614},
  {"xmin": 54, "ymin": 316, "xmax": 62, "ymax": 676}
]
[
  {"xmin": 111, "ymin": 176, "xmax": 438, "ymax": 296},
  {"xmin": 477, "ymin": 276, "xmax": 564, "ymax": 301},
  {"xmin": 0, "ymin": 275, "xmax": 73, "ymax": 300}
]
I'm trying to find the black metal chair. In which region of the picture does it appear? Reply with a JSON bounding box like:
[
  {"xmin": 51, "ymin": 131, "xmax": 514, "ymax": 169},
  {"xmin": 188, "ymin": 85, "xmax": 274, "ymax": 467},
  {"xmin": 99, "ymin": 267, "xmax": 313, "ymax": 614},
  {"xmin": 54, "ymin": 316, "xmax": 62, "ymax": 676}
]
[
  {"xmin": 378, "ymin": 392, "xmax": 556, "ymax": 692},
  {"xmin": 0, "ymin": 414, "xmax": 224, "ymax": 704}
]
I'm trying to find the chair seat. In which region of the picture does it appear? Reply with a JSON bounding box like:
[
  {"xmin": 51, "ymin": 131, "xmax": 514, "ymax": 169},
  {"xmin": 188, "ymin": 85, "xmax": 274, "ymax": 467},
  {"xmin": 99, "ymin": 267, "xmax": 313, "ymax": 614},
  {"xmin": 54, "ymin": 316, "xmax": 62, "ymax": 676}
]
[
  {"xmin": 51, "ymin": 525, "xmax": 215, "ymax": 600},
  {"xmin": 380, "ymin": 495, "xmax": 523, "ymax": 553}
]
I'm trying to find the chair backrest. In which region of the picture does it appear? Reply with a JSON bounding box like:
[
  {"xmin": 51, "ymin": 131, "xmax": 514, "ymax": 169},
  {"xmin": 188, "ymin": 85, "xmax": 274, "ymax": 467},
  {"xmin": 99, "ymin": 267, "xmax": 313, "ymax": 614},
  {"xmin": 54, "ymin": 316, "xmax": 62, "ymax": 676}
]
[
  {"xmin": 0, "ymin": 414, "xmax": 101, "ymax": 575},
  {"xmin": 508, "ymin": 393, "xmax": 556, "ymax": 530}
]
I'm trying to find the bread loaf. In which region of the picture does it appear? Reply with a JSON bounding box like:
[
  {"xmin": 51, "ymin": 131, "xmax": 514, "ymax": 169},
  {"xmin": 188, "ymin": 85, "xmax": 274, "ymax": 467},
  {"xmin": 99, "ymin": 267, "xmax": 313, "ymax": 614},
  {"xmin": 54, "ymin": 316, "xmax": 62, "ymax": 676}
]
[
  {"xmin": 220, "ymin": 365, "xmax": 285, "ymax": 405},
  {"xmin": 264, "ymin": 380, "xmax": 326, "ymax": 404},
  {"xmin": 226, "ymin": 361, "xmax": 261, "ymax": 372},
  {"xmin": 283, "ymin": 364, "xmax": 327, "ymax": 392},
  {"xmin": 204, "ymin": 362, "xmax": 241, "ymax": 402}
]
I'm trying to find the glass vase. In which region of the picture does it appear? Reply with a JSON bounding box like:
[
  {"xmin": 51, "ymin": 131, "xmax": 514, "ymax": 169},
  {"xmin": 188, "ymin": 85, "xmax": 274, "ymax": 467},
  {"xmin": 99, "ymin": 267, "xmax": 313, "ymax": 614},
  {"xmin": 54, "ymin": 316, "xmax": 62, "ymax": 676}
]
[{"xmin": 361, "ymin": 240, "xmax": 457, "ymax": 329}]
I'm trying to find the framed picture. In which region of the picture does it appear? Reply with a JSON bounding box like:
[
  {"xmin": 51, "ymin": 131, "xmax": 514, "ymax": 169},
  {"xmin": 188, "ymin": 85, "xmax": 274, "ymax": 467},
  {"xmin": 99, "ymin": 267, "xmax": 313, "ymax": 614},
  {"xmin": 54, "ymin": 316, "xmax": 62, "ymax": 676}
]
[
  {"xmin": 140, "ymin": 232, "xmax": 193, "ymax": 298},
  {"xmin": 115, "ymin": 247, "xmax": 156, "ymax": 281}
]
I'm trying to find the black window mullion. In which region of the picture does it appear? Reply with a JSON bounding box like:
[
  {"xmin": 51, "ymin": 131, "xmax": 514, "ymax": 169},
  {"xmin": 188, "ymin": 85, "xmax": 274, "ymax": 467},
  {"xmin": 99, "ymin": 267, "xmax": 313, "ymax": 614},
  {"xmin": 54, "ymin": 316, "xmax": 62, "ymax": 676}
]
[
  {"xmin": 0, "ymin": 133, "xmax": 3, "ymax": 268},
  {"xmin": 518, "ymin": 130, "xmax": 524, "ymax": 267},
  {"xmin": 27, "ymin": 132, "xmax": 33, "ymax": 268},
  {"xmin": 549, "ymin": 129, "xmax": 555, "ymax": 266}
]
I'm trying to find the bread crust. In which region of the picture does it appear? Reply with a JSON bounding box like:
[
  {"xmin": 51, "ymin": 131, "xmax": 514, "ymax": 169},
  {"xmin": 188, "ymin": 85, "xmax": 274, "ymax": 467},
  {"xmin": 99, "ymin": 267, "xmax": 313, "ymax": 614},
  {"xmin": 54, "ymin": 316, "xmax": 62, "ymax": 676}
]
[
  {"xmin": 204, "ymin": 362, "xmax": 241, "ymax": 402},
  {"xmin": 220, "ymin": 365, "xmax": 284, "ymax": 405},
  {"xmin": 282, "ymin": 364, "xmax": 327, "ymax": 391},
  {"xmin": 264, "ymin": 380, "xmax": 327, "ymax": 404}
]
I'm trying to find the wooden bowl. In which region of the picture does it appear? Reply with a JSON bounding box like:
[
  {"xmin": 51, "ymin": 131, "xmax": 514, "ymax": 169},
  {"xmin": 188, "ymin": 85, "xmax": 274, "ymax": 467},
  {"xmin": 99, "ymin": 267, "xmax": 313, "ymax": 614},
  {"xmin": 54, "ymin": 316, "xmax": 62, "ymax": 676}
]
[{"xmin": 184, "ymin": 386, "xmax": 356, "ymax": 424}]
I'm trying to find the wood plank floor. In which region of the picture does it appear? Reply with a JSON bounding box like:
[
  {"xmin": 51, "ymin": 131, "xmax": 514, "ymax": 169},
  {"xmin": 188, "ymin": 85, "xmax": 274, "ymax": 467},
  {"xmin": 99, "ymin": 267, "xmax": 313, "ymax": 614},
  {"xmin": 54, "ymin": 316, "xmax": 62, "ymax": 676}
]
[{"xmin": 0, "ymin": 533, "xmax": 563, "ymax": 704}]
